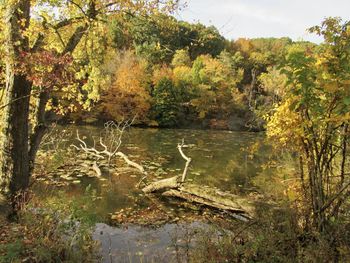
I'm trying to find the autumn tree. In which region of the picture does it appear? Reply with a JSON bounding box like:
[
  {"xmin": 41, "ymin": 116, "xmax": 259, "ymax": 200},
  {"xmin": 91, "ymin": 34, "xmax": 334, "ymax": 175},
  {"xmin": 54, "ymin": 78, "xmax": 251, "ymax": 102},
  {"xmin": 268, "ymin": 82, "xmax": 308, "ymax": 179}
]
[
  {"xmin": 171, "ymin": 49, "xmax": 191, "ymax": 67},
  {"xmin": 151, "ymin": 77, "xmax": 180, "ymax": 127},
  {"xmin": 190, "ymin": 54, "xmax": 243, "ymax": 119},
  {"xmin": 267, "ymin": 18, "xmax": 350, "ymax": 231},
  {"xmin": 257, "ymin": 66, "xmax": 288, "ymax": 117},
  {"xmin": 0, "ymin": 0, "xmax": 179, "ymax": 213},
  {"xmin": 101, "ymin": 51, "xmax": 151, "ymax": 122},
  {"xmin": 113, "ymin": 14, "xmax": 227, "ymax": 64}
]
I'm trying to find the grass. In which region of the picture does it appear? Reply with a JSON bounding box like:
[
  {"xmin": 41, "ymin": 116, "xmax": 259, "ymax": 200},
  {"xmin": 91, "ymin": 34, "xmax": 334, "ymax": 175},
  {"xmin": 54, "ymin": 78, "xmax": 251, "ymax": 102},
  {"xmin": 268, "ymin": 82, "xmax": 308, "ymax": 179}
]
[{"xmin": 0, "ymin": 188, "xmax": 101, "ymax": 263}]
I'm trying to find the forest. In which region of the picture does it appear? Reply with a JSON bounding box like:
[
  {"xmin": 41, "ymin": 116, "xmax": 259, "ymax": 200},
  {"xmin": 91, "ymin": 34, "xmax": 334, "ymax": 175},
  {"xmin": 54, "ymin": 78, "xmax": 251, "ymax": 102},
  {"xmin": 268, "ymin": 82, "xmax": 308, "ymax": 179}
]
[{"xmin": 0, "ymin": 0, "xmax": 350, "ymax": 262}]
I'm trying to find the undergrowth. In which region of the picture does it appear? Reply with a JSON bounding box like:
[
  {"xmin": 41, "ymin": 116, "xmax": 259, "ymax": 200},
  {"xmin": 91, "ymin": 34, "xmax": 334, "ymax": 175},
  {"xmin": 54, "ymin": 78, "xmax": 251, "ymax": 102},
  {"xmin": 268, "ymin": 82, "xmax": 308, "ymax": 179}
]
[
  {"xmin": 191, "ymin": 204, "xmax": 350, "ymax": 263},
  {"xmin": 0, "ymin": 187, "xmax": 101, "ymax": 263}
]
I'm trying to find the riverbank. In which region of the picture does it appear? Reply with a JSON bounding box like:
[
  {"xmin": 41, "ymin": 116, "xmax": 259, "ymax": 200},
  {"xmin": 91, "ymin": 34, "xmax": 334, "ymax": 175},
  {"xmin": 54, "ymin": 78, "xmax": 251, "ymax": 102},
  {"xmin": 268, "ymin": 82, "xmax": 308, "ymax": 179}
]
[{"xmin": 2, "ymin": 126, "xmax": 349, "ymax": 262}]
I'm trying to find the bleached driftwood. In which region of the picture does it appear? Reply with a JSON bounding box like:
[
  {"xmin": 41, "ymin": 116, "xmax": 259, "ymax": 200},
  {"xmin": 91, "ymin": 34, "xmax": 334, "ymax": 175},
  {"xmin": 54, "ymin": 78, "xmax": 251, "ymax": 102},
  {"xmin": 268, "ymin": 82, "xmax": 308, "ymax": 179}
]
[
  {"xmin": 71, "ymin": 120, "xmax": 146, "ymax": 176},
  {"xmin": 178, "ymin": 139, "xmax": 191, "ymax": 182},
  {"xmin": 92, "ymin": 161, "xmax": 102, "ymax": 177},
  {"xmin": 142, "ymin": 175, "xmax": 181, "ymax": 194},
  {"xmin": 115, "ymin": 152, "xmax": 145, "ymax": 174}
]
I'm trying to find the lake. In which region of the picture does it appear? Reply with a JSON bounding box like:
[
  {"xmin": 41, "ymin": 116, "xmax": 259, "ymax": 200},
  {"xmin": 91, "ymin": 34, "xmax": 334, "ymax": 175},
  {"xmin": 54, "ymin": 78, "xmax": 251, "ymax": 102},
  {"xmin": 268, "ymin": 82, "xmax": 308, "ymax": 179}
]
[{"xmin": 34, "ymin": 126, "xmax": 296, "ymax": 262}]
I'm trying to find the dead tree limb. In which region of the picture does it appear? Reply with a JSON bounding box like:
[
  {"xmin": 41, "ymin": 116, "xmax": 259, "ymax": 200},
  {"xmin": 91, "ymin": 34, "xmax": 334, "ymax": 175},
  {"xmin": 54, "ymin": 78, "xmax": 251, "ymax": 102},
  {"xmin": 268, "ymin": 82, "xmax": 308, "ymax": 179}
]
[
  {"xmin": 71, "ymin": 120, "xmax": 146, "ymax": 176},
  {"xmin": 142, "ymin": 176, "xmax": 181, "ymax": 194},
  {"xmin": 115, "ymin": 152, "xmax": 145, "ymax": 174},
  {"xmin": 141, "ymin": 140, "xmax": 253, "ymax": 221},
  {"xmin": 91, "ymin": 161, "xmax": 102, "ymax": 177},
  {"xmin": 142, "ymin": 139, "xmax": 191, "ymax": 192},
  {"xmin": 178, "ymin": 139, "xmax": 192, "ymax": 183},
  {"xmin": 162, "ymin": 189, "xmax": 246, "ymax": 213}
]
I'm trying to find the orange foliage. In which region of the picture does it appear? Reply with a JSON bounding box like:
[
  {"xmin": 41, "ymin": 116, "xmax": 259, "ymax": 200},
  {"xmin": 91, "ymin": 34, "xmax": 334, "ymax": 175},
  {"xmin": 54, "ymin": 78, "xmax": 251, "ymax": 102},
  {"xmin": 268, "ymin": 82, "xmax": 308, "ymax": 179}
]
[
  {"xmin": 101, "ymin": 53, "xmax": 151, "ymax": 122},
  {"xmin": 152, "ymin": 64, "xmax": 173, "ymax": 85}
]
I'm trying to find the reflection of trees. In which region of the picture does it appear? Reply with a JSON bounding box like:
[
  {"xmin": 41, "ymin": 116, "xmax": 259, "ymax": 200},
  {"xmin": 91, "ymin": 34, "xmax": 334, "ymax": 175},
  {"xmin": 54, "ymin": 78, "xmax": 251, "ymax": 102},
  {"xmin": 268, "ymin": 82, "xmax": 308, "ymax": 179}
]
[
  {"xmin": 252, "ymin": 153, "xmax": 298, "ymax": 198},
  {"xmin": 37, "ymin": 126, "xmax": 300, "ymax": 220},
  {"xmin": 65, "ymin": 126, "xmax": 287, "ymax": 196},
  {"xmin": 142, "ymin": 130, "xmax": 266, "ymax": 192},
  {"xmin": 225, "ymin": 159, "xmax": 250, "ymax": 190}
]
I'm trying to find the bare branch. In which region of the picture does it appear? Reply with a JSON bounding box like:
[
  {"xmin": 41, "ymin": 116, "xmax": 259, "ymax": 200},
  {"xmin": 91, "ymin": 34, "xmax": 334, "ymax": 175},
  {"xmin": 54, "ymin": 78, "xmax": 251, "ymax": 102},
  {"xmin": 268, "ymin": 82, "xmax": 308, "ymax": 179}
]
[
  {"xmin": 68, "ymin": 0, "xmax": 88, "ymax": 17},
  {"xmin": 319, "ymin": 180, "xmax": 350, "ymax": 213},
  {"xmin": 62, "ymin": 24, "xmax": 88, "ymax": 54},
  {"xmin": 92, "ymin": 161, "xmax": 102, "ymax": 177},
  {"xmin": 71, "ymin": 121, "xmax": 146, "ymax": 177},
  {"xmin": 178, "ymin": 139, "xmax": 192, "ymax": 183},
  {"xmin": 116, "ymin": 152, "xmax": 145, "ymax": 173}
]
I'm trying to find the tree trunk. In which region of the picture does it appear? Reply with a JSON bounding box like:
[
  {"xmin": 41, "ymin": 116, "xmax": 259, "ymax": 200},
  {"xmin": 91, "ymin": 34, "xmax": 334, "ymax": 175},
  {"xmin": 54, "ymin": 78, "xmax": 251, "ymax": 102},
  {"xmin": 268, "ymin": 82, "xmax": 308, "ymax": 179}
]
[
  {"xmin": 0, "ymin": 1, "xmax": 31, "ymax": 211},
  {"xmin": 29, "ymin": 91, "xmax": 49, "ymax": 173},
  {"xmin": 27, "ymin": 23, "xmax": 89, "ymax": 171},
  {"xmin": 142, "ymin": 176, "xmax": 253, "ymax": 221},
  {"xmin": 0, "ymin": 1, "xmax": 97, "ymax": 214}
]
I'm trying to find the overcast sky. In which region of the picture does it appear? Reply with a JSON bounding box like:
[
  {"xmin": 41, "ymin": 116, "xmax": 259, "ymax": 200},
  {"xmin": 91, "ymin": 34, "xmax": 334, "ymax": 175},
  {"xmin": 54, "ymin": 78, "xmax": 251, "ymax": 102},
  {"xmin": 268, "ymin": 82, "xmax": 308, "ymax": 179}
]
[{"xmin": 175, "ymin": 0, "xmax": 350, "ymax": 43}]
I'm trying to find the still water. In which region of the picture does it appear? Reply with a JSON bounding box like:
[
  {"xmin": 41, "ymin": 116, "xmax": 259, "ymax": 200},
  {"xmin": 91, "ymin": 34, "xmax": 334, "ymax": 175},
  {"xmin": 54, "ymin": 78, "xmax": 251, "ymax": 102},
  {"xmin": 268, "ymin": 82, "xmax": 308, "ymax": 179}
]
[{"xmin": 35, "ymin": 126, "xmax": 296, "ymax": 262}]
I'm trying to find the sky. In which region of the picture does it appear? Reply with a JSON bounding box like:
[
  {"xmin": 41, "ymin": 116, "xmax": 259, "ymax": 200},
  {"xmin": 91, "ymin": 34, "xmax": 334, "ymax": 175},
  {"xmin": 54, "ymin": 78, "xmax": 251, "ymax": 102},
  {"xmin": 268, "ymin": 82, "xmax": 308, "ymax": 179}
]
[{"xmin": 175, "ymin": 0, "xmax": 350, "ymax": 43}]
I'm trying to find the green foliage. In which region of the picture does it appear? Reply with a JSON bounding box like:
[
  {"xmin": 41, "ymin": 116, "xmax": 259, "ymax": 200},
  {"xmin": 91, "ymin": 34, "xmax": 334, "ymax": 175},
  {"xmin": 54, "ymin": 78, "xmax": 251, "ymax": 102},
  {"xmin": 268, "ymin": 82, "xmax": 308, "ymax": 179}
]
[
  {"xmin": 113, "ymin": 14, "xmax": 226, "ymax": 64},
  {"xmin": 190, "ymin": 54, "xmax": 244, "ymax": 119},
  {"xmin": 267, "ymin": 17, "xmax": 350, "ymax": 231},
  {"xmin": 149, "ymin": 49, "xmax": 245, "ymax": 126},
  {"xmin": 151, "ymin": 78, "xmax": 181, "ymax": 127},
  {"xmin": 171, "ymin": 49, "xmax": 192, "ymax": 67},
  {"xmin": 186, "ymin": 23, "xmax": 226, "ymax": 59},
  {"xmin": 0, "ymin": 240, "xmax": 23, "ymax": 263}
]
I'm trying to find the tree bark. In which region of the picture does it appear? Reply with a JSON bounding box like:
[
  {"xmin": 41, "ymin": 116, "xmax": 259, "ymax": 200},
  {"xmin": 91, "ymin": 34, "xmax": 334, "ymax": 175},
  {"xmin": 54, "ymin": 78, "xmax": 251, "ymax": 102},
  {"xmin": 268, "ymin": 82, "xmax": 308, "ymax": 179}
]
[
  {"xmin": 29, "ymin": 91, "xmax": 49, "ymax": 173},
  {"xmin": 142, "ymin": 176, "xmax": 181, "ymax": 194},
  {"xmin": 27, "ymin": 22, "xmax": 89, "ymax": 174},
  {"xmin": 0, "ymin": 1, "xmax": 32, "ymax": 210},
  {"xmin": 142, "ymin": 176, "xmax": 253, "ymax": 220}
]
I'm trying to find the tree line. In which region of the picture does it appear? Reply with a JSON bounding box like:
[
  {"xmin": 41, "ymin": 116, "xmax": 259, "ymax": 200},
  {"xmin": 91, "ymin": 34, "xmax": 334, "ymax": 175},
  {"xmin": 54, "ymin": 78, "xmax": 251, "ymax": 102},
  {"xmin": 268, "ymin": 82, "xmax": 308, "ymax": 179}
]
[{"xmin": 61, "ymin": 13, "xmax": 302, "ymax": 130}]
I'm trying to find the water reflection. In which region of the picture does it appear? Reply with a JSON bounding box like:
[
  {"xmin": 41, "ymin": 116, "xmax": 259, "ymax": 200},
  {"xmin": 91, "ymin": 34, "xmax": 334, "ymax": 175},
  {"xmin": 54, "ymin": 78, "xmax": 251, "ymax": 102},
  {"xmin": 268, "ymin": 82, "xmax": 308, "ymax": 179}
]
[
  {"xmin": 94, "ymin": 222, "xmax": 210, "ymax": 263},
  {"xmin": 35, "ymin": 126, "xmax": 297, "ymax": 262},
  {"xmin": 37, "ymin": 126, "xmax": 294, "ymax": 216}
]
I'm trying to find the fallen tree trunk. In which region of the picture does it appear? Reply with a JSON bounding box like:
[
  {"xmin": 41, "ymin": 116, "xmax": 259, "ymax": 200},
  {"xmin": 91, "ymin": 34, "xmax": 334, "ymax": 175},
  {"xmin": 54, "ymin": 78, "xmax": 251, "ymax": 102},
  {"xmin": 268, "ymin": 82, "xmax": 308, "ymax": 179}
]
[
  {"xmin": 141, "ymin": 140, "xmax": 253, "ymax": 221},
  {"xmin": 163, "ymin": 189, "xmax": 251, "ymax": 222},
  {"xmin": 162, "ymin": 189, "xmax": 245, "ymax": 213},
  {"xmin": 142, "ymin": 175, "xmax": 181, "ymax": 194},
  {"xmin": 179, "ymin": 184, "xmax": 254, "ymax": 215},
  {"xmin": 142, "ymin": 176, "xmax": 254, "ymax": 221}
]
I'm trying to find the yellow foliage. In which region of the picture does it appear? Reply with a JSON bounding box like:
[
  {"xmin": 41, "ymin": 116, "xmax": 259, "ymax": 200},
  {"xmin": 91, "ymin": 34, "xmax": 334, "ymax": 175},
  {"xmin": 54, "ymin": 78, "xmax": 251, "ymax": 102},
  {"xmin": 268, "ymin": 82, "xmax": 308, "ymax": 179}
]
[
  {"xmin": 266, "ymin": 98, "xmax": 303, "ymax": 149},
  {"xmin": 173, "ymin": 65, "xmax": 192, "ymax": 84},
  {"xmin": 101, "ymin": 52, "xmax": 151, "ymax": 122},
  {"xmin": 152, "ymin": 65, "xmax": 173, "ymax": 85},
  {"xmin": 323, "ymin": 82, "xmax": 338, "ymax": 93},
  {"xmin": 234, "ymin": 38, "xmax": 254, "ymax": 55},
  {"xmin": 259, "ymin": 67, "xmax": 288, "ymax": 98}
]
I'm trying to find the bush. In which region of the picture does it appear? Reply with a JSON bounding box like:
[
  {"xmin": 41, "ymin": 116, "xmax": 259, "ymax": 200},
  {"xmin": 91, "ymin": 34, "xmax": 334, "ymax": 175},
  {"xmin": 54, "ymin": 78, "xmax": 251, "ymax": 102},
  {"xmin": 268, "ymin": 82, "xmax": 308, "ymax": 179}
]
[
  {"xmin": 191, "ymin": 205, "xmax": 350, "ymax": 263},
  {"xmin": 0, "ymin": 189, "xmax": 100, "ymax": 263}
]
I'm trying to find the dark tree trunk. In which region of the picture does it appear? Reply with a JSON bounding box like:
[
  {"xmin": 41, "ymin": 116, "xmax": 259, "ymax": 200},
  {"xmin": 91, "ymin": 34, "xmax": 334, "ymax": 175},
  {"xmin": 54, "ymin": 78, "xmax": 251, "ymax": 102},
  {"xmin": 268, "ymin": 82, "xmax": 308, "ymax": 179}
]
[
  {"xmin": 27, "ymin": 23, "xmax": 89, "ymax": 170},
  {"xmin": 0, "ymin": 0, "xmax": 94, "ymax": 213},
  {"xmin": 0, "ymin": 1, "xmax": 31, "ymax": 211},
  {"xmin": 29, "ymin": 91, "xmax": 49, "ymax": 173}
]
